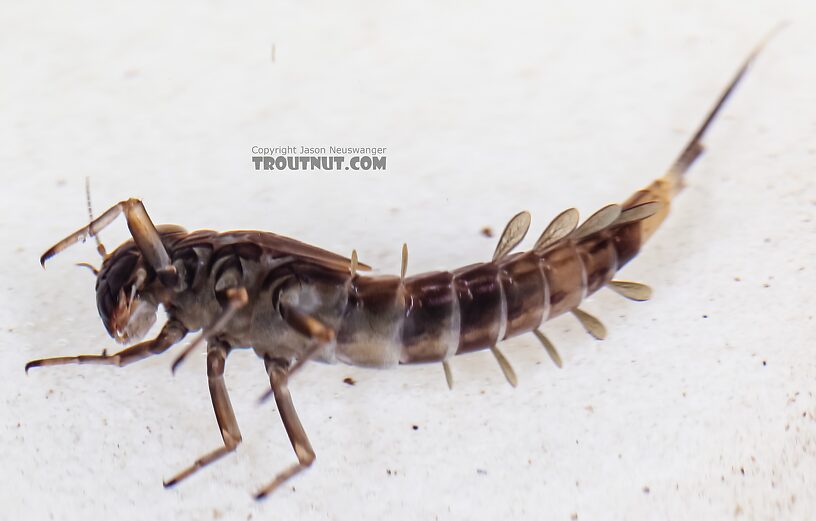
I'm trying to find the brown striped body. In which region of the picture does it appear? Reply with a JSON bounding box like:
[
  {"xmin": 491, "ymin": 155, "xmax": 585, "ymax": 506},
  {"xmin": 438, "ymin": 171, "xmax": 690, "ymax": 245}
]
[
  {"xmin": 325, "ymin": 218, "xmax": 642, "ymax": 367},
  {"xmin": 121, "ymin": 209, "xmax": 643, "ymax": 370}
]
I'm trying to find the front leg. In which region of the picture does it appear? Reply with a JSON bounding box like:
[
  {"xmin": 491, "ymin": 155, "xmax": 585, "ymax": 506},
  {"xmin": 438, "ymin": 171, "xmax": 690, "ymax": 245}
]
[
  {"xmin": 41, "ymin": 198, "xmax": 178, "ymax": 286},
  {"xmin": 25, "ymin": 319, "xmax": 187, "ymax": 372}
]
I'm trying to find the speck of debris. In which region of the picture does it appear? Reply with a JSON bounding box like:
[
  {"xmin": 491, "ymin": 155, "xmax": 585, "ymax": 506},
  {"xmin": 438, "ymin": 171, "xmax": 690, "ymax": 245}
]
[
  {"xmin": 212, "ymin": 508, "xmax": 223, "ymax": 519},
  {"xmin": 412, "ymin": 425, "xmax": 419, "ymax": 431},
  {"xmin": 481, "ymin": 226, "xmax": 494, "ymax": 238},
  {"xmin": 762, "ymin": 361, "xmax": 767, "ymax": 366},
  {"xmin": 763, "ymin": 283, "xmax": 770, "ymax": 288},
  {"xmin": 643, "ymin": 486, "xmax": 650, "ymax": 494},
  {"xmin": 342, "ymin": 377, "xmax": 356, "ymax": 386},
  {"xmin": 386, "ymin": 469, "xmax": 397, "ymax": 476},
  {"xmin": 702, "ymin": 314, "xmax": 708, "ymax": 318},
  {"xmin": 584, "ymin": 405, "xmax": 594, "ymax": 413},
  {"xmin": 571, "ymin": 514, "xmax": 578, "ymax": 521},
  {"xmin": 734, "ymin": 276, "xmax": 742, "ymax": 282},
  {"xmin": 740, "ymin": 467, "xmax": 745, "ymax": 475},
  {"xmin": 476, "ymin": 469, "xmax": 487, "ymax": 475}
]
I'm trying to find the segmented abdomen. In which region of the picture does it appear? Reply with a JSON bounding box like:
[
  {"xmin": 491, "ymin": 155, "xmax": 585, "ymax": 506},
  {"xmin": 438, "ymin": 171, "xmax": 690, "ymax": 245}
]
[{"xmin": 335, "ymin": 223, "xmax": 641, "ymax": 367}]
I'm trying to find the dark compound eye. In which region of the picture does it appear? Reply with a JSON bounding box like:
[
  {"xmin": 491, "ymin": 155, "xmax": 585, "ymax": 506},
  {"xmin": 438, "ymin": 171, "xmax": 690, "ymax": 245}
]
[{"xmin": 97, "ymin": 287, "xmax": 116, "ymax": 336}]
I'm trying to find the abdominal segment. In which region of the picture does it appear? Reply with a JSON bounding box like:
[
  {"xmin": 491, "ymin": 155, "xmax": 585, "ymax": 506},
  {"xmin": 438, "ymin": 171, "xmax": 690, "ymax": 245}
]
[{"xmin": 332, "ymin": 228, "xmax": 625, "ymax": 368}]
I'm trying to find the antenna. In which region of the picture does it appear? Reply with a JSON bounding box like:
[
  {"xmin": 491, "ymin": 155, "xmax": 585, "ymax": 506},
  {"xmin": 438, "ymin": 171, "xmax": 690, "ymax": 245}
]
[{"xmin": 85, "ymin": 177, "xmax": 107, "ymax": 257}]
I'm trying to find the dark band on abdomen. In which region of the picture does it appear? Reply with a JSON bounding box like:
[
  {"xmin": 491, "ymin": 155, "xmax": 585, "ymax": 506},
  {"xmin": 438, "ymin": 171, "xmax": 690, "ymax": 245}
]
[
  {"xmin": 453, "ymin": 263, "xmax": 502, "ymax": 354},
  {"xmin": 576, "ymin": 236, "xmax": 618, "ymax": 295},
  {"xmin": 336, "ymin": 275, "xmax": 404, "ymax": 367},
  {"xmin": 400, "ymin": 271, "xmax": 459, "ymax": 363},
  {"xmin": 540, "ymin": 243, "xmax": 585, "ymax": 318},
  {"xmin": 498, "ymin": 252, "xmax": 548, "ymax": 340}
]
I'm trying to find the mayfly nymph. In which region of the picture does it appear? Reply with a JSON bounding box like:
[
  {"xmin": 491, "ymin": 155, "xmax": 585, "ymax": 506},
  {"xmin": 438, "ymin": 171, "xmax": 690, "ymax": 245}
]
[{"xmin": 26, "ymin": 37, "xmax": 774, "ymax": 499}]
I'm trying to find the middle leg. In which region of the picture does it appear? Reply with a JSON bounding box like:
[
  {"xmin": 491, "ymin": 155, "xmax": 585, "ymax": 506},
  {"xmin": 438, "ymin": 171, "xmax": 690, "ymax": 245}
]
[{"xmin": 163, "ymin": 339, "xmax": 242, "ymax": 487}]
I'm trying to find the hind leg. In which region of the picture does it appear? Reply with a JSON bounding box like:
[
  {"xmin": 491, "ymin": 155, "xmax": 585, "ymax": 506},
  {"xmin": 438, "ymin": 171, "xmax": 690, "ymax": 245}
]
[{"xmin": 254, "ymin": 358, "xmax": 316, "ymax": 500}]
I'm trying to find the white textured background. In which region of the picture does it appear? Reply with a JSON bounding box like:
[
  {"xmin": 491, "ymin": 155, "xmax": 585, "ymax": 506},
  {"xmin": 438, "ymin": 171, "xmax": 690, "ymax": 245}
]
[{"xmin": 2, "ymin": 2, "xmax": 815, "ymax": 520}]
